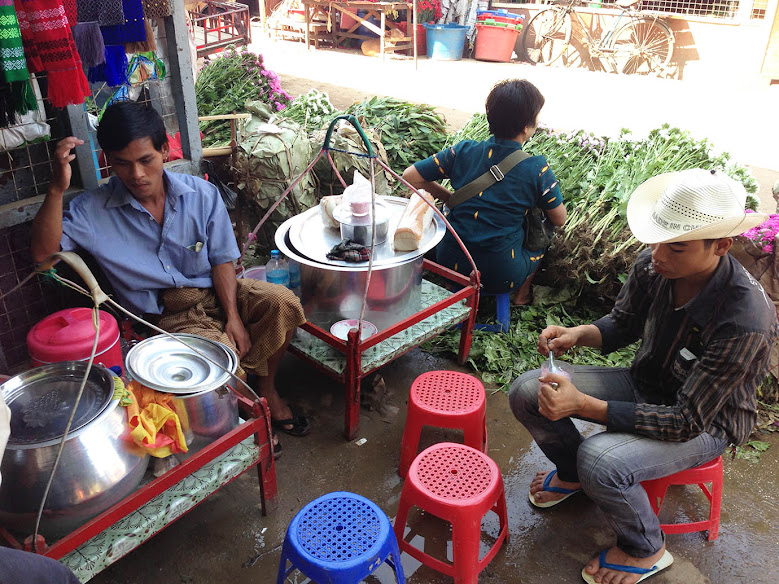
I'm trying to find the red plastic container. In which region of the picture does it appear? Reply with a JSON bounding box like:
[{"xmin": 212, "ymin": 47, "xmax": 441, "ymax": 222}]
[
  {"xmin": 395, "ymin": 21, "xmax": 427, "ymax": 56},
  {"xmin": 474, "ymin": 23, "xmax": 520, "ymax": 63},
  {"xmin": 27, "ymin": 308, "xmax": 123, "ymax": 372}
]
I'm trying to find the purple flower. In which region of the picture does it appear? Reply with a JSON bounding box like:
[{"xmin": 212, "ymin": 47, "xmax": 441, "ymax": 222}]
[{"xmin": 275, "ymin": 101, "xmax": 285, "ymax": 111}]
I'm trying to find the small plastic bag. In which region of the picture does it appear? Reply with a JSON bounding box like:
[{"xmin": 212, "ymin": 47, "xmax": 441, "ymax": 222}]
[{"xmin": 342, "ymin": 171, "xmax": 373, "ymax": 216}]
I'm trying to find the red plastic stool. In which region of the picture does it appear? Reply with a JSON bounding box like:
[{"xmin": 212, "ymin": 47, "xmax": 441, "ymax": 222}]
[
  {"xmin": 399, "ymin": 371, "xmax": 486, "ymax": 478},
  {"xmin": 393, "ymin": 442, "xmax": 509, "ymax": 584},
  {"xmin": 641, "ymin": 456, "xmax": 723, "ymax": 541}
]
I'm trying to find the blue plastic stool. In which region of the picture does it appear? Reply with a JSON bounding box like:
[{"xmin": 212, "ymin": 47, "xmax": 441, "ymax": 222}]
[
  {"xmin": 474, "ymin": 292, "xmax": 510, "ymax": 333},
  {"xmin": 277, "ymin": 491, "xmax": 406, "ymax": 584}
]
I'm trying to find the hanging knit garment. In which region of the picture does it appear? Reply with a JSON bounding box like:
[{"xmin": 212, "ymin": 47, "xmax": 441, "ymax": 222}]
[
  {"xmin": 140, "ymin": 0, "xmax": 168, "ymax": 18},
  {"xmin": 0, "ymin": 0, "xmax": 29, "ymax": 82},
  {"xmin": 76, "ymin": 0, "xmax": 124, "ymax": 26},
  {"xmin": 124, "ymin": 16, "xmax": 155, "ymax": 53},
  {"xmin": 87, "ymin": 43, "xmax": 127, "ymax": 85},
  {"xmin": 14, "ymin": 0, "xmax": 91, "ymax": 108},
  {"xmin": 73, "ymin": 21, "xmax": 105, "ymax": 66},
  {"xmin": 101, "ymin": 0, "xmax": 145, "ymax": 45}
]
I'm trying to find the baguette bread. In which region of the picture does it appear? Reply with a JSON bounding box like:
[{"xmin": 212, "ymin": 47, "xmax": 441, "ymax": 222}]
[
  {"xmin": 393, "ymin": 190, "xmax": 435, "ymax": 251},
  {"xmin": 319, "ymin": 195, "xmax": 342, "ymax": 229}
]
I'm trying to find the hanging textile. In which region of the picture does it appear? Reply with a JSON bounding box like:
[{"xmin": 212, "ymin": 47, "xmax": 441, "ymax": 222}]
[
  {"xmin": 61, "ymin": 0, "xmax": 76, "ymax": 24},
  {"xmin": 140, "ymin": 0, "xmax": 169, "ymax": 18},
  {"xmin": 76, "ymin": 0, "xmax": 124, "ymax": 26},
  {"xmin": 13, "ymin": 0, "xmax": 90, "ymax": 108},
  {"xmin": 124, "ymin": 17, "xmax": 156, "ymax": 53},
  {"xmin": 73, "ymin": 21, "xmax": 105, "ymax": 67},
  {"xmin": 87, "ymin": 43, "xmax": 128, "ymax": 85},
  {"xmin": 0, "ymin": 0, "xmax": 36, "ymax": 116},
  {"xmin": 101, "ymin": 0, "xmax": 146, "ymax": 45}
]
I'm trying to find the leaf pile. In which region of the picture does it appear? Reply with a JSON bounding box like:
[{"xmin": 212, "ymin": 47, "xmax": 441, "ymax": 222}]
[
  {"xmin": 423, "ymin": 300, "xmax": 637, "ymax": 391},
  {"xmin": 277, "ymin": 88, "xmax": 338, "ymax": 133},
  {"xmin": 446, "ymin": 115, "xmax": 759, "ymax": 305},
  {"xmin": 345, "ymin": 97, "xmax": 447, "ymax": 177},
  {"xmin": 195, "ymin": 45, "xmax": 292, "ymax": 147}
]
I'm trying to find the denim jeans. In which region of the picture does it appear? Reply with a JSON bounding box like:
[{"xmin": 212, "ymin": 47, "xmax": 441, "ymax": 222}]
[{"xmin": 508, "ymin": 365, "xmax": 728, "ymax": 558}]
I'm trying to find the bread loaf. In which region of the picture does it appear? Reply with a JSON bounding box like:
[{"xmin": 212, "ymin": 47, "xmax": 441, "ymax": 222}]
[
  {"xmin": 319, "ymin": 195, "xmax": 342, "ymax": 229},
  {"xmin": 393, "ymin": 190, "xmax": 435, "ymax": 251}
]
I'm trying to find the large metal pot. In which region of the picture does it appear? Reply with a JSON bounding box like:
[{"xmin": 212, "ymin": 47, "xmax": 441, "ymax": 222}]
[
  {"xmin": 124, "ymin": 334, "xmax": 240, "ymax": 461},
  {"xmin": 276, "ymin": 196, "xmax": 445, "ymax": 332},
  {"xmin": 0, "ymin": 362, "xmax": 149, "ymax": 538}
]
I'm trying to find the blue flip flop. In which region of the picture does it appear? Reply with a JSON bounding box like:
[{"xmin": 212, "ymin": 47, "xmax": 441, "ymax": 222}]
[
  {"xmin": 528, "ymin": 469, "xmax": 582, "ymax": 508},
  {"xmin": 581, "ymin": 549, "xmax": 674, "ymax": 584}
]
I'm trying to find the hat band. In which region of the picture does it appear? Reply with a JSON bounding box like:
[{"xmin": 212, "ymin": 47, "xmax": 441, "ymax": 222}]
[{"xmin": 651, "ymin": 209, "xmax": 705, "ymax": 235}]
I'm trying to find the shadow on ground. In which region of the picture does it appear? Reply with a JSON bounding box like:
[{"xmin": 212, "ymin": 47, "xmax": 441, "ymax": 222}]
[{"xmin": 89, "ymin": 346, "xmax": 779, "ymax": 584}]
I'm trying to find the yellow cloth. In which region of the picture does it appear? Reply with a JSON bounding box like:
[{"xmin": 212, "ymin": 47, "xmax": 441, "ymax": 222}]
[{"xmin": 124, "ymin": 381, "xmax": 188, "ymax": 458}]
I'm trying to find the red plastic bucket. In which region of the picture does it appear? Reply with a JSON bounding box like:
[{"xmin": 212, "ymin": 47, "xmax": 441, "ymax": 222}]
[
  {"xmin": 474, "ymin": 24, "xmax": 520, "ymax": 63},
  {"xmin": 396, "ymin": 21, "xmax": 427, "ymax": 56},
  {"xmin": 27, "ymin": 308, "xmax": 123, "ymax": 372}
]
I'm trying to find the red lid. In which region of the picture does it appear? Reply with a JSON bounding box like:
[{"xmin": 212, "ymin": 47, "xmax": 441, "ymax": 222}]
[{"xmin": 27, "ymin": 308, "xmax": 120, "ymax": 363}]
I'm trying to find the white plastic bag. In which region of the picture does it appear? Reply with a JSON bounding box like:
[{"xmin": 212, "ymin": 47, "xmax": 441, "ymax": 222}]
[{"xmin": 342, "ymin": 171, "xmax": 373, "ymax": 216}]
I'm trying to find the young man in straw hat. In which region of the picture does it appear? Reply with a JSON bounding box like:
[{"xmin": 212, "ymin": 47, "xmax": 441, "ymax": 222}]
[{"xmin": 509, "ymin": 168, "xmax": 777, "ymax": 584}]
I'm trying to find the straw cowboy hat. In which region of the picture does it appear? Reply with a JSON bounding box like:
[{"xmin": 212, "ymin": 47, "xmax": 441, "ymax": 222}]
[{"xmin": 627, "ymin": 168, "xmax": 769, "ymax": 244}]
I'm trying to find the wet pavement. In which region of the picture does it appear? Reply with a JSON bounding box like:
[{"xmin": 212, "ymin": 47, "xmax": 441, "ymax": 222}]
[
  {"xmin": 89, "ymin": 348, "xmax": 779, "ymax": 584},
  {"xmin": 90, "ymin": 33, "xmax": 779, "ymax": 584}
]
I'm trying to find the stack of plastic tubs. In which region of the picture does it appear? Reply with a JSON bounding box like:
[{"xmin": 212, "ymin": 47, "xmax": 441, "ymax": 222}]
[{"xmin": 474, "ymin": 9, "xmax": 524, "ymax": 62}]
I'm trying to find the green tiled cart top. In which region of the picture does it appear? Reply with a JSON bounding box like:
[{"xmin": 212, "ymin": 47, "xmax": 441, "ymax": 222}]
[
  {"xmin": 290, "ymin": 279, "xmax": 470, "ymax": 376},
  {"xmin": 59, "ymin": 438, "xmax": 260, "ymax": 583}
]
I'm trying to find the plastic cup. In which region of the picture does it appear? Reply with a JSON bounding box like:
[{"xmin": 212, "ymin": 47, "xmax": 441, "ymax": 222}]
[{"xmin": 539, "ymin": 359, "xmax": 574, "ymax": 387}]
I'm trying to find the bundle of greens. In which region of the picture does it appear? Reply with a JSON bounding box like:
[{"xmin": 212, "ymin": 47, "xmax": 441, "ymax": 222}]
[
  {"xmin": 345, "ymin": 97, "xmax": 447, "ymax": 178},
  {"xmin": 195, "ymin": 45, "xmax": 292, "ymax": 147},
  {"xmin": 277, "ymin": 88, "xmax": 338, "ymax": 133}
]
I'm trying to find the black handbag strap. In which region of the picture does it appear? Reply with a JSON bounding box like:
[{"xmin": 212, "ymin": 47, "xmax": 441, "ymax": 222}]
[{"xmin": 448, "ymin": 149, "xmax": 531, "ymax": 209}]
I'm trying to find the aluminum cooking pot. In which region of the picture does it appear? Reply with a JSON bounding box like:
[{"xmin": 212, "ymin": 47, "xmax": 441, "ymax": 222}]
[
  {"xmin": 125, "ymin": 334, "xmax": 240, "ymax": 461},
  {"xmin": 171, "ymin": 385, "xmax": 238, "ymax": 462},
  {"xmin": 0, "ymin": 361, "xmax": 149, "ymax": 539}
]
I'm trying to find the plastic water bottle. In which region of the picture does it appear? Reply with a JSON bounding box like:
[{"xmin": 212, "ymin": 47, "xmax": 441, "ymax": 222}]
[
  {"xmin": 265, "ymin": 250, "xmax": 289, "ymax": 287},
  {"xmin": 288, "ymin": 260, "xmax": 301, "ymax": 296}
]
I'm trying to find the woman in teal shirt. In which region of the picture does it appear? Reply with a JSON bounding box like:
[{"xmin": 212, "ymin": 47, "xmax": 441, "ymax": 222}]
[{"xmin": 403, "ymin": 79, "xmax": 566, "ymax": 304}]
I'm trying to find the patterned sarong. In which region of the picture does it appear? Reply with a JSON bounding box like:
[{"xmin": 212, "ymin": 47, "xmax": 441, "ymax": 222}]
[{"xmin": 156, "ymin": 281, "xmax": 306, "ymax": 378}]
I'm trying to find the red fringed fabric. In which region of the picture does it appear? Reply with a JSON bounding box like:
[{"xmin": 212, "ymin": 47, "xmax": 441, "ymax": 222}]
[{"xmin": 14, "ymin": 0, "xmax": 90, "ymax": 107}]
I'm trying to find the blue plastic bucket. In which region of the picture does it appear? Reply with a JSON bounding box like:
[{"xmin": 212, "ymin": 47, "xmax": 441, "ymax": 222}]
[{"xmin": 423, "ymin": 23, "xmax": 469, "ymax": 60}]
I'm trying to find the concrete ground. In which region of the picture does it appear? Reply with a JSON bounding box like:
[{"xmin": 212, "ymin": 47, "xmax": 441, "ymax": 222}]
[
  {"xmin": 90, "ymin": 350, "xmax": 779, "ymax": 584},
  {"xmin": 89, "ymin": 34, "xmax": 779, "ymax": 584}
]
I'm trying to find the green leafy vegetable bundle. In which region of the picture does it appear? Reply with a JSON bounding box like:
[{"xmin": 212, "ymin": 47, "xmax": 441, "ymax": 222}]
[
  {"xmin": 195, "ymin": 45, "xmax": 292, "ymax": 147},
  {"xmin": 345, "ymin": 96, "xmax": 447, "ymax": 176}
]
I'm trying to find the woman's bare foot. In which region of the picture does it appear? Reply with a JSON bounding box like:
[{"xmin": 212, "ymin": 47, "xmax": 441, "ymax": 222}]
[
  {"xmin": 583, "ymin": 545, "xmax": 668, "ymax": 584},
  {"xmin": 529, "ymin": 470, "xmax": 581, "ymax": 506}
]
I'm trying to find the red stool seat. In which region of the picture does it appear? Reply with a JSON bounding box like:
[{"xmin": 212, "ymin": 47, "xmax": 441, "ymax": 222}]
[
  {"xmin": 399, "ymin": 371, "xmax": 486, "ymax": 478},
  {"xmin": 394, "ymin": 443, "xmax": 509, "ymax": 584},
  {"xmin": 641, "ymin": 456, "xmax": 723, "ymax": 541}
]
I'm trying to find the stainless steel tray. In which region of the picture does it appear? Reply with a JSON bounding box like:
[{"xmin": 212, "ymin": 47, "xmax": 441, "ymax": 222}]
[{"xmin": 288, "ymin": 196, "xmax": 445, "ymax": 268}]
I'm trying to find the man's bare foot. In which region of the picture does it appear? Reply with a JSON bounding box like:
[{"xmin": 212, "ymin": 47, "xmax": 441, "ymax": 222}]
[
  {"xmin": 529, "ymin": 469, "xmax": 581, "ymax": 506},
  {"xmin": 583, "ymin": 545, "xmax": 670, "ymax": 584}
]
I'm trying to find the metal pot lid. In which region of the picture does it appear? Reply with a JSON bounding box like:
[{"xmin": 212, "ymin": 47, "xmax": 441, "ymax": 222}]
[
  {"xmin": 125, "ymin": 333, "xmax": 237, "ymax": 394},
  {"xmin": 2, "ymin": 362, "xmax": 115, "ymax": 445},
  {"xmin": 287, "ymin": 196, "xmax": 445, "ymax": 268}
]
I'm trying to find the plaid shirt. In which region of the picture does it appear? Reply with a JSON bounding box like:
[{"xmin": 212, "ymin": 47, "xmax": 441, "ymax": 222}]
[{"xmin": 593, "ymin": 248, "xmax": 778, "ymax": 445}]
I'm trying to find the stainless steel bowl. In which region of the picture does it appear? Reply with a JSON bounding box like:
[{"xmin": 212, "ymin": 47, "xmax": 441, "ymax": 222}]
[
  {"xmin": 0, "ymin": 362, "xmax": 149, "ymax": 538},
  {"xmin": 333, "ymin": 200, "xmax": 391, "ymax": 246}
]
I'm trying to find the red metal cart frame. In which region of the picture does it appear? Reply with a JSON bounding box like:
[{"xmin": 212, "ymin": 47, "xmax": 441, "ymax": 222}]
[
  {"xmin": 1, "ymin": 396, "xmax": 277, "ymax": 571},
  {"xmin": 288, "ymin": 259, "xmax": 479, "ymax": 440}
]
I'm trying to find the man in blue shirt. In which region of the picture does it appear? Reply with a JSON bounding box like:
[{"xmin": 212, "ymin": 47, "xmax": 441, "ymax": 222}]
[{"xmin": 31, "ymin": 102, "xmax": 309, "ymax": 450}]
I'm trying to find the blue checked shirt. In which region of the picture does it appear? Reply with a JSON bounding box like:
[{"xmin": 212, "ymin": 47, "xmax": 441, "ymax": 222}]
[{"xmin": 61, "ymin": 171, "xmax": 240, "ymax": 315}]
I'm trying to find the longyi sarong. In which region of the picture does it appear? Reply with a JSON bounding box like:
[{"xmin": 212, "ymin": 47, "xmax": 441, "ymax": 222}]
[{"xmin": 156, "ymin": 280, "xmax": 305, "ymax": 377}]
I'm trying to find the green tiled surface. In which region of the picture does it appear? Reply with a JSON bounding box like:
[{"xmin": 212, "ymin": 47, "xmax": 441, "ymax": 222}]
[
  {"xmin": 59, "ymin": 438, "xmax": 260, "ymax": 583},
  {"xmin": 290, "ymin": 279, "xmax": 471, "ymax": 376}
]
